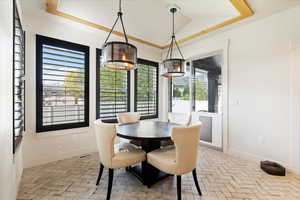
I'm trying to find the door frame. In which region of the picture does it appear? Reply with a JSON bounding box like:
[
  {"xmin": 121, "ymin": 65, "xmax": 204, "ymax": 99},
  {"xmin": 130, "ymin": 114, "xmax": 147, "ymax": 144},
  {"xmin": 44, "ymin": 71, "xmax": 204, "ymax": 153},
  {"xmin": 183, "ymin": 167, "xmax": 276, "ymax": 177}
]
[{"xmin": 185, "ymin": 40, "xmax": 229, "ymax": 152}]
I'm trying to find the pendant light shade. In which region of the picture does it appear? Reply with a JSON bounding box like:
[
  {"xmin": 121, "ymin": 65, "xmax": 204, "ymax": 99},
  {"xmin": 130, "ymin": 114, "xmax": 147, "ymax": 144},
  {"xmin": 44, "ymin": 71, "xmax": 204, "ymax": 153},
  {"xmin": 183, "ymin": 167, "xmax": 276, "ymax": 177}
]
[
  {"xmin": 162, "ymin": 7, "xmax": 185, "ymax": 78},
  {"xmin": 102, "ymin": 42, "xmax": 137, "ymax": 70},
  {"xmin": 162, "ymin": 58, "xmax": 185, "ymax": 78},
  {"xmin": 101, "ymin": 0, "xmax": 137, "ymax": 70}
]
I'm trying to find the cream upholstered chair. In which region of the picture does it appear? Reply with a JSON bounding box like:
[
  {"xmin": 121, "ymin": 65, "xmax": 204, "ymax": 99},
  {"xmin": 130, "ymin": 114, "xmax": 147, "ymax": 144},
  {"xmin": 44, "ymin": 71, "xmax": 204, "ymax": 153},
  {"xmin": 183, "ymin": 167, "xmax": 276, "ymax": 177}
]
[
  {"xmin": 147, "ymin": 123, "xmax": 202, "ymax": 200},
  {"xmin": 190, "ymin": 111, "xmax": 201, "ymax": 125},
  {"xmin": 117, "ymin": 112, "xmax": 140, "ymax": 124},
  {"xmin": 117, "ymin": 112, "xmax": 141, "ymax": 146},
  {"xmin": 168, "ymin": 112, "xmax": 191, "ymax": 126},
  {"xmin": 161, "ymin": 112, "xmax": 192, "ymax": 147},
  {"xmin": 94, "ymin": 120, "xmax": 146, "ymax": 200}
]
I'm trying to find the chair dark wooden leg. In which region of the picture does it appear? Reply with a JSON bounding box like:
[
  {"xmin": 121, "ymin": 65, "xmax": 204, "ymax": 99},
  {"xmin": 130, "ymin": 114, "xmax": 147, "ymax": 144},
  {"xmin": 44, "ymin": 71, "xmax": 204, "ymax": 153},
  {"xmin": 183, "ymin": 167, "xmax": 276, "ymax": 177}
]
[
  {"xmin": 177, "ymin": 175, "xmax": 181, "ymax": 200},
  {"xmin": 192, "ymin": 169, "xmax": 202, "ymax": 196},
  {"xmin": 106, "ymin": 168, "xmax": 114, "ymax": 200},
  {"xmin": 96, "ymin": 163, "xmax": 104, "ymax": 185}
]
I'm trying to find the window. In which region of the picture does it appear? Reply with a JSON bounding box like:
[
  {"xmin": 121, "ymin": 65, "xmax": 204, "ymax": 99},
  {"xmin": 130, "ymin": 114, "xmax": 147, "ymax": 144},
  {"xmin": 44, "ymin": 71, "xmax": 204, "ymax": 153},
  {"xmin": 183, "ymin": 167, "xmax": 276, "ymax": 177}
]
[
  {"xmin": 194, "ymin": 68, "xmax": 208, "ymax": 111},
  {"xmin": 36, "ymin": 35, "xmax": 89, "ymax": 132},
  {"xmin": 134, "ymin": 59, "xmax": 158, "ymax": 120},
  {"xmin": 13, "ymin": 0, "xmax": 25, "ymax": 152},
  {"xmin": 169, "ymin": 56, "xmax": 222, "ymax": 114},
  {"xmin": 96, "ymin": 49, "xmax": 130, "ymax": 123},
  {"xmin": 192, "ymin": 55, "xmax": 222, "ymax": 113},
  {"xmin": 169, "ymin": 63, "xmax": 191, "ymax": 113}
]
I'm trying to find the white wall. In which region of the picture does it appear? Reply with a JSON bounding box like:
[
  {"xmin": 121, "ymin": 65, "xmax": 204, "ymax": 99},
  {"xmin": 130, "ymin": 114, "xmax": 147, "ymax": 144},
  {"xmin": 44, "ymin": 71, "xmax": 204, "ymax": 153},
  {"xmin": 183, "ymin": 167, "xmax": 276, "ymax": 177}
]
[
  {"xmin": 22, "ymin": 10, "xmax": 161, "ymax": 168},
  {"xmin": 0, "ymin": 0, "xmax": 23, "ymax": 199},
  {"xmin": 162, "ymin": 6, "xmax": 300, "ymax": 173},
  {"xmin": 21, "ymin": 1, "xmax": 300, "ymax": 174}
]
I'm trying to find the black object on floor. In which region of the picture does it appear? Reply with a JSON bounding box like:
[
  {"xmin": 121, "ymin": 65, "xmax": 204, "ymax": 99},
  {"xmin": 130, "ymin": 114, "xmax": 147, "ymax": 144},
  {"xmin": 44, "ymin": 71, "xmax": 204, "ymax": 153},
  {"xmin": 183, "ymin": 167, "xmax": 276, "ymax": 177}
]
[{"xmin": 260, "ymin": 161, "xmax": 285, "ymax": 176}]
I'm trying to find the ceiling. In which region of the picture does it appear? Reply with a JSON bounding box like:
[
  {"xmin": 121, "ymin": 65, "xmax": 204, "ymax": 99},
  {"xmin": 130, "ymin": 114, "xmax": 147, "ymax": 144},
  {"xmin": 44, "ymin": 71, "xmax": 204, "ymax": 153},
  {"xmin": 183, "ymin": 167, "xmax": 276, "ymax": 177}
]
[
  {"xmin": 22, "ymin": 0, "xmax": 300, "ymax": 48},
  {"xmin": 57, "ymin": 0, "xmax": 240, "ymax": 45}
]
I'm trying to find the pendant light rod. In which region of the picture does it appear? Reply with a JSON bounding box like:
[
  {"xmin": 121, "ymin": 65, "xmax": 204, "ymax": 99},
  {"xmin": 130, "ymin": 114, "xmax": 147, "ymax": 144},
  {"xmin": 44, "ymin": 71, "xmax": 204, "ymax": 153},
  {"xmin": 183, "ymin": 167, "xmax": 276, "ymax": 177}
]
[
  {"xmin": 172, "ymin": 7, "xmax": 175, "ymax": 36},
  {"xmin": 119, "ymin": 0, "xmax": 122, "ymax": 12},
  {"xmin": 104, "ymin": 0, "xmax": 128, "ymax": 44},
  {"xmin": 165, "ymin": 7, "xmax": 184, "ymax": 60}
]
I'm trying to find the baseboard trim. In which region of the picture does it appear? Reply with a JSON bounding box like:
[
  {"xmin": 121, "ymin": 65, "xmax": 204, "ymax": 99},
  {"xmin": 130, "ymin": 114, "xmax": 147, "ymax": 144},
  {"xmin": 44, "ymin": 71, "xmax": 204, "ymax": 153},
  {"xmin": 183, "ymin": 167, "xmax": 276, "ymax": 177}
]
[
  {"xmin": 24, "ymin": 147, "xmax": 97, "ymax": 169},
  {"xmin": 199, "ymin": 141, "xmax": 222, "ymax": 151},
  {"xmin": 227, "ymin": 148, "xmax": 298, "ymax": 174}
]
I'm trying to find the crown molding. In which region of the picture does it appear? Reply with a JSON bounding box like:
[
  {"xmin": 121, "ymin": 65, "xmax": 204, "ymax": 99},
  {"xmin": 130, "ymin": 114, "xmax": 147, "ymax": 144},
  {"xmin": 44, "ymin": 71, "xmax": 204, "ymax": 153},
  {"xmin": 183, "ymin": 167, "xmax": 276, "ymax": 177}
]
[{"xmin": 45, "ymin": 0, "xmax": 254, "ymax": 49}]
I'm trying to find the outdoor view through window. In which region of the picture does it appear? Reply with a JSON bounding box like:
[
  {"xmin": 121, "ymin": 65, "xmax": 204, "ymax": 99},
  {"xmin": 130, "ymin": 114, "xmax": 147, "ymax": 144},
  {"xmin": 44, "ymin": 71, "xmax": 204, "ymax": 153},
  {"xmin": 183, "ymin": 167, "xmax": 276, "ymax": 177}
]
[
  {"xmin": 171, "ymin": 54, "xmax": 222, "ymax": 113},
  {"xmin": 171, "ymin": 74, "xmax": 191, "ymax": 113},
  {"xmin": 194, "ymin": 69, "xmax": 209, "ymax": 111},
  {"xmin": 42, "ymin": 45, "xmax": 86, "ymax": 125}
]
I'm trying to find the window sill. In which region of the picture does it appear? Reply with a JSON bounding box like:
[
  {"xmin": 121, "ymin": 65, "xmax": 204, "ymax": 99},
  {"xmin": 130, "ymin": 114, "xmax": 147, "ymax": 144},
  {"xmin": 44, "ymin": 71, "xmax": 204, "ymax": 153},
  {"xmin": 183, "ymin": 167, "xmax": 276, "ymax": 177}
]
[{"xmin": 35, "ymin": 126, "xmax": 91, "ymax": 138}]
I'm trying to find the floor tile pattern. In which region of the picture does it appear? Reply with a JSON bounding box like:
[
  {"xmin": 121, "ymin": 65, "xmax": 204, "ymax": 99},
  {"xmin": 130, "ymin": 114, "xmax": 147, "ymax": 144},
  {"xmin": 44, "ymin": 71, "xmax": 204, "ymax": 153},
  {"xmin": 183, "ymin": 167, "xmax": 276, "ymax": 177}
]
[{"xmin": 17, "ymin": 147, "xmax": 300, "ymax": 200}]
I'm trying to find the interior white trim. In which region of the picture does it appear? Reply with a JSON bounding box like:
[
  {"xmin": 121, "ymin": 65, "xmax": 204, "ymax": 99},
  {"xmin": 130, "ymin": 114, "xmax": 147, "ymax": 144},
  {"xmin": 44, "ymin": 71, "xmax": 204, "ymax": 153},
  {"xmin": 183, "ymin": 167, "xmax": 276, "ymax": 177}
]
[
  {"xmin": 184, "ymin": 39, "xmax": 230, "ymax": 152},
  {"xmin": 35, "ymin": 127, "xmax": 91, "ymax": 138}
]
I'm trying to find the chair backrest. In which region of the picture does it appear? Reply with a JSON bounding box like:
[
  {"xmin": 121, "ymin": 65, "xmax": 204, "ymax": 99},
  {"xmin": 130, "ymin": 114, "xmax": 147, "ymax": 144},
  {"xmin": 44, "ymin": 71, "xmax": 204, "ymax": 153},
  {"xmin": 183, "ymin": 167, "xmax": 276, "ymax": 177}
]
[
  {"xmin": 168, "ymin": 112, "xmax": 191, "ymax": 126},
  {"xmin": 190, "ymin": 112, "xmax": 201, "ymax": 126},
  {"xmin": 94, "ymin": 120, "xmax": 116, "ymax": 168},
  {"xmin": 171, "ymin": 123, "xmax": 202, "ymax": 174},
  {"xmin": 117, "ymin": 112, "xmax": 140, "ymax": 124}
]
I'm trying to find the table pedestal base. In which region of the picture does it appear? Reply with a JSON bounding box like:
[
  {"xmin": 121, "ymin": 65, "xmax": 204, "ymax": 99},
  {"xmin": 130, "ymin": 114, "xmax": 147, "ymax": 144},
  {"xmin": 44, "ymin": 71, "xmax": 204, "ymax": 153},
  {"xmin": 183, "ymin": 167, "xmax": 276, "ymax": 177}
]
[
  {"xmin": 126, "ymin": 140, "xmax": 172, "ymax": 187},
  {"xmin": 127, "ymin": 164, "xmax": 172, "ymax": 187}
]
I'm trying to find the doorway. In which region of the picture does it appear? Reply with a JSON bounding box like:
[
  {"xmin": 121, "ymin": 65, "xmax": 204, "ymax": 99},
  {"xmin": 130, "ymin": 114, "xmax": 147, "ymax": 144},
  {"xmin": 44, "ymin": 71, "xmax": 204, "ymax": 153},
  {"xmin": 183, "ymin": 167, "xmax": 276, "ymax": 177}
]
[{"xmin": 191, "ymin": 54, "xmax": 223, "ymax": 148}]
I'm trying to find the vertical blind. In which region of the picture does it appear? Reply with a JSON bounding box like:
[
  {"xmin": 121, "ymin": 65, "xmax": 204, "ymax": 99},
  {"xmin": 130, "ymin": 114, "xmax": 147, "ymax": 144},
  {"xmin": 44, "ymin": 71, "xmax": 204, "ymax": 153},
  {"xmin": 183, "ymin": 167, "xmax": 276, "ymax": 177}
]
[
  {"xmin": 96, "ymin": 49, "xmax": 130, "ymax": 122},
  {"xmin": 135, "ymin": 59, "xmax": 158, "ymax": 119},
  {"xmin": 36, "ymin": 35, "xmax": 89, "ymax": 132},
  {"xmin": 13, "ymin": 3, "xmax": 25, "ymax": 150}
]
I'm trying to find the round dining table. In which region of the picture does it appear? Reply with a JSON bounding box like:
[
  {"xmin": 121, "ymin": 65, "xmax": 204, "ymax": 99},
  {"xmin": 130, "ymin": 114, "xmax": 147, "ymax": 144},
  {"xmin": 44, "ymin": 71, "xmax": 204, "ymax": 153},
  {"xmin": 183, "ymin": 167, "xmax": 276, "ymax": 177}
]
[{"xmin": 117, "ymin": 120, "xmax": 179, "ymax": 187}]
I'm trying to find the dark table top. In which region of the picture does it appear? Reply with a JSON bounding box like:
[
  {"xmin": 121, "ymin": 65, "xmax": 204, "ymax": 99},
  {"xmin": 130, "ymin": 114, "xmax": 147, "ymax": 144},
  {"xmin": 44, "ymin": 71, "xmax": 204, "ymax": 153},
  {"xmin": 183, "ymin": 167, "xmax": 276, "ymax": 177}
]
[{"xmin": 117, "ymin": 121, "xmax": 180, "ymax": 141}]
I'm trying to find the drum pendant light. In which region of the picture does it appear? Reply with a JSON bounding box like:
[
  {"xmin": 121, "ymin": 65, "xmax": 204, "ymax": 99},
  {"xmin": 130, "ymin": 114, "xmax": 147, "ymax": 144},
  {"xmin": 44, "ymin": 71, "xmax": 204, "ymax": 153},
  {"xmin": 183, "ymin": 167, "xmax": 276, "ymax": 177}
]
[
  {"xmin": 162, "ymin": 7, "xmax": 185, "ymax": 78},
  {"xmin": 101, "ymin": 0, "xmax": 137, "ymax": 70}
]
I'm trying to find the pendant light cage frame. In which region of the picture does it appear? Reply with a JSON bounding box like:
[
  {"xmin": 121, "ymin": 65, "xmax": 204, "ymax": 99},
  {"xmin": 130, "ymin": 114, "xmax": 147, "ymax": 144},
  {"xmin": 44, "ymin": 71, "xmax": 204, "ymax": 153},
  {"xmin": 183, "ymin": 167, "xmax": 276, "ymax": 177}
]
[
  {"xmin": 101, "ymin": 0, "xmax": 137, "ymax": 71},
  {"xmin": 162, "ymin": 7, "xmax": 185, "ymax": 78}
]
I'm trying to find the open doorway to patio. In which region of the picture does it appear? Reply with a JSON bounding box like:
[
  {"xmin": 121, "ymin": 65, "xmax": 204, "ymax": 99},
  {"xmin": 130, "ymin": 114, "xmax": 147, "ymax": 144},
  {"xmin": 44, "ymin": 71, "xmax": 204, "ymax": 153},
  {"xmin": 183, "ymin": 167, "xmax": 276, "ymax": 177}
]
[
  {"xmin": 169, "ymin": 52, "xmax": 223, "ymax": 149},
  {"xmin": 191, "ymin": 54, "xmax": 223, "ymax": 147}
]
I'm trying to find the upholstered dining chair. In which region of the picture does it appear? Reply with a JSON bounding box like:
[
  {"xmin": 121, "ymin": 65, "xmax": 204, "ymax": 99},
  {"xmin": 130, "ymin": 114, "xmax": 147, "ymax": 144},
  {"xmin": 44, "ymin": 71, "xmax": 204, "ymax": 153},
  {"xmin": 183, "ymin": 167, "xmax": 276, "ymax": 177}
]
[
  {"xmin": 94, "ymin": 120, "xmax": 146, "ymax": 200},
  {"xmin": 161, "ymin": 112, "xmax": 192, "ymax": 147},
  {"xmin": 190, "ymin": 111, "xmax": 201, "ymax": 125},
  {"xmin": 147, "ymin": 123, "xmax": 202, "ymax": 200},
  {"xmin": 168, "ymin": 112, "xmax": 191, "ymax": 126},
  {"xmin": 117, "ymin": 112, "xmax": 141, "ymax": 146},
  {"xmin": 117, "ymin": 112, "xmax": 140, "ymax": 124}
]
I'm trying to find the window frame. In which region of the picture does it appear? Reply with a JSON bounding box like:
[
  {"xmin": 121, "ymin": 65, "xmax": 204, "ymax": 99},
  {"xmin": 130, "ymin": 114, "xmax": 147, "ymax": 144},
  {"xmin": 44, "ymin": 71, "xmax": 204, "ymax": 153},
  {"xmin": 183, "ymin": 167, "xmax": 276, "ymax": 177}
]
[
  {"xmin": 168, "ymin": 78, "xmax": 173, "ymax": 112},
  {"xmin": 36, "ymin": 35, "xmax": 90, "ymax": 132},
  {"xmin": 96, "ymin": 48, "xmax": 131, "ymax": 123},
  {"xmin": 134, "ymin": 58, "xmax": 159, "ymax": 120}
]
